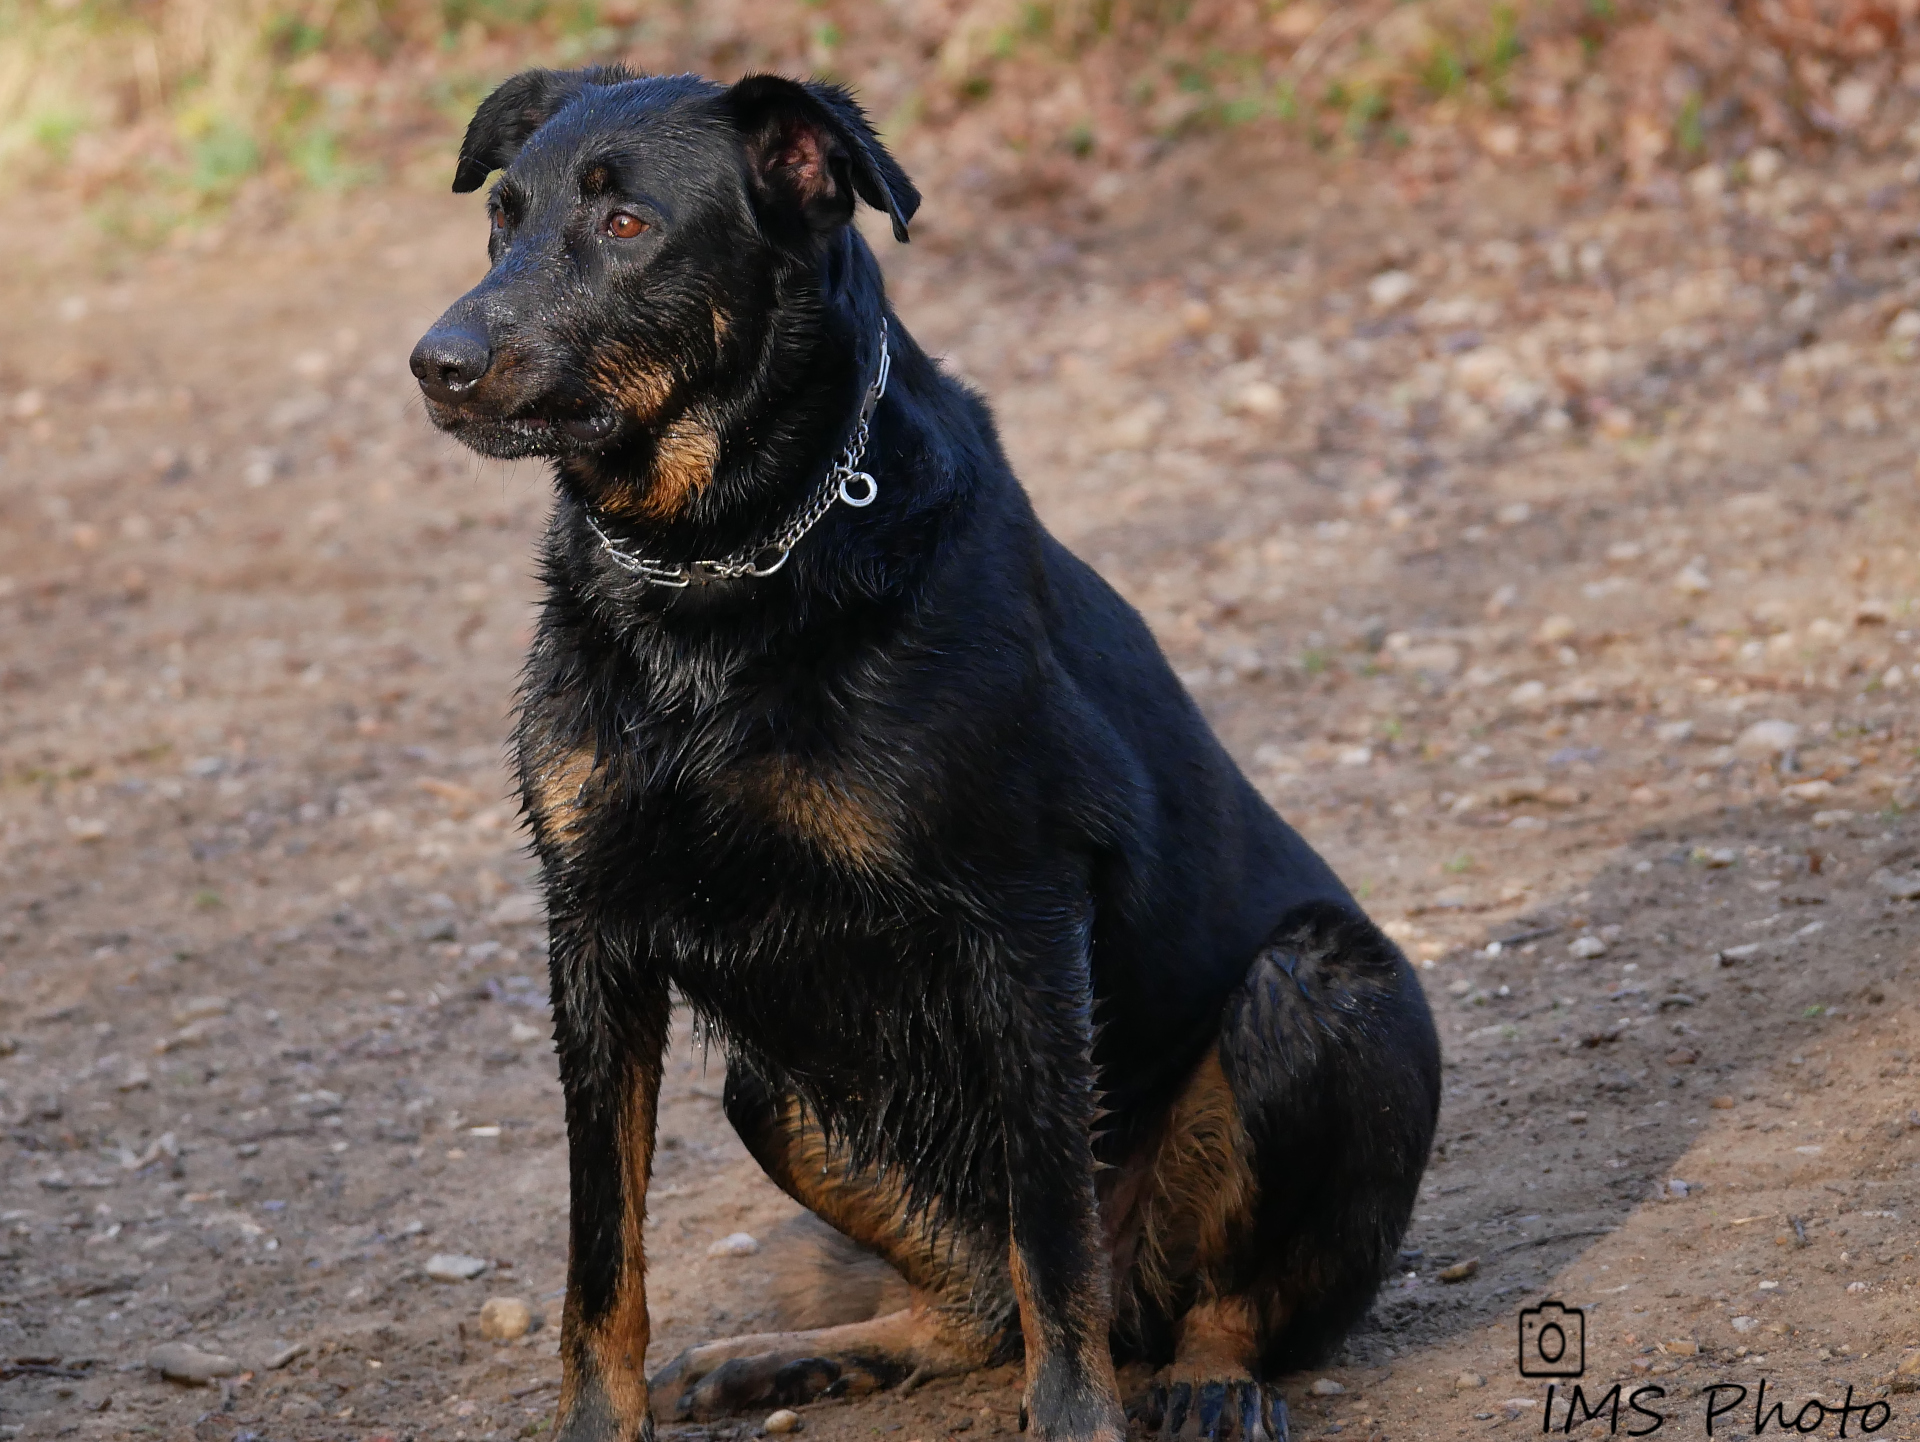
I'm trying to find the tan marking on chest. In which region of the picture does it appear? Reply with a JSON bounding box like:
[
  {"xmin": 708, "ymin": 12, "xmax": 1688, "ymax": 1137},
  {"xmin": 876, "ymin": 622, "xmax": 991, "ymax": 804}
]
[
  {"xmin": 529, "ymin": 744, "xmax": 600, "ymax": 849},
  {"xmin": 727, "ymin": 755, "xmax": 893, "ymax": 869}
]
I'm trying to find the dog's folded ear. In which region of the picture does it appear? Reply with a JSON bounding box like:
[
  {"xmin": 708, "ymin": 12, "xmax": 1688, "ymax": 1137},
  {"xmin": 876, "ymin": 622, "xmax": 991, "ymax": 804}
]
[
  {"xmin": 725, "ymin": 75, "xmax": 920, "ymax": 243},
  {"xmin": 453, "ymin": 65, "xmax": 636, "ymax": 193}
]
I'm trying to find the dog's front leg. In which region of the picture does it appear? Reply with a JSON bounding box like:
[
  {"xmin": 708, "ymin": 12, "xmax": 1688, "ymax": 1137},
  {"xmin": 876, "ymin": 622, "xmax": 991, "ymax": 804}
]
[
  {"xmin": 1003, "ymin": 942, "xmax": 1125, "ymax": 1442},
  {"xmin": 550, "ymin": 915, "xmax": 671, "ymax": 1442}
]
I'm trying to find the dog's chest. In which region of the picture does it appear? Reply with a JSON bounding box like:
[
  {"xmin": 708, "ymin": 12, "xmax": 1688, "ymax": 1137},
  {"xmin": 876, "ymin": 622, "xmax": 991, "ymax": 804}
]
[{"xmin": 521, "ymin": 721, "xmax": 906, "ymax": 882}]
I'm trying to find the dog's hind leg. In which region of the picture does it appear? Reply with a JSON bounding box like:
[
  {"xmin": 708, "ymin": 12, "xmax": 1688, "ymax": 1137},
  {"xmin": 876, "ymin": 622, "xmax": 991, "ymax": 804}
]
[
  {"xmin": 1222, "ymin": 902, "xmax": 1440, "ymax": 1378},
  {"xmin": 648, "ymin": 1069, "xmax": 1016, "ymax": 1423},
  {"xmin": 1124, "ymin": 902, "xmax": 1440, "ymax": 1442},
  {"xmin": 1121, "ymin": 1054, "xmax": 1278, "ymax": 1442}
]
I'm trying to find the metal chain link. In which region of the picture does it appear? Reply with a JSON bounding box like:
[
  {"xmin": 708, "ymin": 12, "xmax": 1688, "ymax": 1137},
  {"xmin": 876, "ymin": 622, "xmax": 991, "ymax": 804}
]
[{"xmin": 587, "ymin": 322, "xmax": 891, "ymax": 588}]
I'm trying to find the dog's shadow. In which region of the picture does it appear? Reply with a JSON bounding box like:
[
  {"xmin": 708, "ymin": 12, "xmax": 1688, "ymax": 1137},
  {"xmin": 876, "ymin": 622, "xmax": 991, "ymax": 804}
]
[{"xmin": 1339, "ymin": 798, "xmax": 1916, "ymax": 1369}]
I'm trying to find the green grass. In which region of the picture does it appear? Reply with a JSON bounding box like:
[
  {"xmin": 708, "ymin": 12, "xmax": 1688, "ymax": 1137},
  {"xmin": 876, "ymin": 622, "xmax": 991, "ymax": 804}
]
[
  {"xmin": 1675, "ymin": 90, "xmax": 1705, "ymax": 159},
  {"xmin": 189, "ymin": 121, "xmax": 261, "ymax": 197}
]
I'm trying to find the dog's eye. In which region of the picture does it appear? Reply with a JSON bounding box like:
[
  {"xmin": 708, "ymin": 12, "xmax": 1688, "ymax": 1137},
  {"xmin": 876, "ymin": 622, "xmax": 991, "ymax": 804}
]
[{"xmin": 605, "ymin": 212, "xmax": 649, "ymax": 240}]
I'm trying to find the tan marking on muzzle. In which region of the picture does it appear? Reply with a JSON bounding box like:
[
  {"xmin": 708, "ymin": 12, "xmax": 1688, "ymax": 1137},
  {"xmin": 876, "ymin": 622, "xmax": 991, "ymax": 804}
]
[{"xmin": 596, "ymin": 356, "xmax": 674, "ymax": 425}]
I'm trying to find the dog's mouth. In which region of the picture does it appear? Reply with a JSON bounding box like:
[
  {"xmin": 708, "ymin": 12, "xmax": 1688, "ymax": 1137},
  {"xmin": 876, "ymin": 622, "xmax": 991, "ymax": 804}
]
[{"xmin": 425, "ymin": 398, "xmax": 619, "ymax": 458}]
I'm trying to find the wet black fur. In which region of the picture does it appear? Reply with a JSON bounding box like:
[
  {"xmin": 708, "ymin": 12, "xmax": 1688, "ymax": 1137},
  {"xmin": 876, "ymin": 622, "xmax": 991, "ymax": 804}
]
[{"xmin": 413, "ymin": 67, "xmax": 1442, "ymax": 1442}]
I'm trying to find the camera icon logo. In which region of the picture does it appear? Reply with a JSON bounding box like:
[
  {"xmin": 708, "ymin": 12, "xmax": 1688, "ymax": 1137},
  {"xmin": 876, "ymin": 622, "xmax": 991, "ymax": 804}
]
[{"xmin": 1518, "ymin": 1301, "xmax": 1586, "ymax": 1378}]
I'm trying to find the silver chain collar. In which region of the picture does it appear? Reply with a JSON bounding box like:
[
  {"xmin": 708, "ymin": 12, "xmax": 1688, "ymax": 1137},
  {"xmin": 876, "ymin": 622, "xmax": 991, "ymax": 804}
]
[{"xmin": 585, "ymin": 322, "xmax": 891, "ymax": 588}]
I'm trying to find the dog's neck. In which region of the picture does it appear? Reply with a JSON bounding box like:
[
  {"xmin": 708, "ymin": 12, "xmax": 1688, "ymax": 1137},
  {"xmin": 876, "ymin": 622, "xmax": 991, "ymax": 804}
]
[
  {"xmin": 543, "ymin": 232, "xmax": 925, "ymax": 640},
  {"xmin": 576, "ymin": 321, "xmax": 889, "ymax": 590}
]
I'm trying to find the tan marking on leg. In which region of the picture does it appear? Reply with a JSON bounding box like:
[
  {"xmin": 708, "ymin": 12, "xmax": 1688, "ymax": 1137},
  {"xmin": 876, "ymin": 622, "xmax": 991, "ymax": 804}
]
[
  {"xmin": 762, "ymin": 1214, "xmax": 912, "ymax": 1331},
  {"xmin": 680, "ymin": 1307, "xmax": 977, "ymax": 1381},
  {"xmin": 654, "ymin": 1100, "xmax": 1004, "ymax": 1422},
  {"xmin": 559, "ymin": 1063, "xmax": 659, "ymax": 1431},
  {"xmin": 1131, "ymin": 1051, "xmax": 1257, "ymax": 1315},
  {"xmin": 527, "ymin": 743, "xmax": 599, "ymax": 853},
  {"xmin": 768, "ymin": 1099, "xmax": 983, "ymax": 1314},
  {"xmin": 599, "ymin": 1068, "xmax": 657, "ymax": 1418},
  {"xmin": 724, "ymin": 757, "xmax": 894, "ymax": 870},
  {"xmin": 1167, "ymin": 1296, "xmax": 1259, "ymax": 1381},
  {"xmin": 1008, "ymin": 1231, "xmax": 1119, "ymax": 1414}
]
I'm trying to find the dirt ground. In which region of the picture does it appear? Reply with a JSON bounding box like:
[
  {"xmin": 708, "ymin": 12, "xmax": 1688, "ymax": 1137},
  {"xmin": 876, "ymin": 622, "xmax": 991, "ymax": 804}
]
[{"xmin": 3, "ymin": 126, "xmax": 1920, "ymax": 1442}]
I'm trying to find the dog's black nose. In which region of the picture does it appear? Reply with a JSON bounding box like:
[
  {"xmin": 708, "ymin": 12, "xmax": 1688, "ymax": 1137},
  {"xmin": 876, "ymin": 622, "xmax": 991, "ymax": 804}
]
[{"xmin": 410, "ymin": 324, "xmax": 492, "ymax": 398}]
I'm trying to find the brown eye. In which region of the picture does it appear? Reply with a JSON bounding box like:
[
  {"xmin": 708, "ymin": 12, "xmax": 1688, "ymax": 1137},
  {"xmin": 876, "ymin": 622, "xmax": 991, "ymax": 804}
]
[
  {"xmin": 490, "ymin": 211, "xmax": 507, "ymax": 231},
  {"xmin": 606, "ymin": 212, "xmax": 648, "ymax": 239}
]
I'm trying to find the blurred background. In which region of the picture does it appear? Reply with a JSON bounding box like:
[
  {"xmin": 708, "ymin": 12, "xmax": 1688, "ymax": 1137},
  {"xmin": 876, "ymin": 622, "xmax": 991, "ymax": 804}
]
[
  {"xmin": 4, "ymin": 4, "xmax": 1920, "ymax": 1441},
  {"xmin": 10, "ymin": 0, "xmax": 1920, "ymax": 233}
]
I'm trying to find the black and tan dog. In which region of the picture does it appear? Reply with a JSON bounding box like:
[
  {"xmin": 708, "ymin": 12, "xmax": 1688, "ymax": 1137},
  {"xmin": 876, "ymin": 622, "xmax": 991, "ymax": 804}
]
[{"xmin": 410, "ymin": 67, "xmax": 1441, "ymax": 1442}]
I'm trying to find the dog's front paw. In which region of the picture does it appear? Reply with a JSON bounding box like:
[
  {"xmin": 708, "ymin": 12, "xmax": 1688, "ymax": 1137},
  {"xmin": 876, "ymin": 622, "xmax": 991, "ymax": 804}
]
[{"xmin": 1131, "ymin": 1379, "xmax": 1286, "ymax": 1442}]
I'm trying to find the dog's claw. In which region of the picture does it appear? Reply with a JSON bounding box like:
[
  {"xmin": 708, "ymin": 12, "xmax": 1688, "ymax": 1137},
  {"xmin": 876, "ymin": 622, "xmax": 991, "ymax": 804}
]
[
  {"xmin": 1142, "ymin": 1383, "xmax": 1167, "ymax": 1432},
  {"xmin": 1233, "ymin": 1382, "xmax": 1262, "ymax": 1442},
  {"xmin": 1195, "ymin": 1381, "xmax": 1227, "ymax": 1442},
  {"xmin": 1266, "ymin": 1393, "xmax": 1290, "ymax": 1442},
  {"xmin": 1140, "ymin": 1378, "xmax": 1281, "ymax": 1442},
  {"xmin": 1161, "ymin": 1381, "xmax": 1193, "ymax": 1439}
]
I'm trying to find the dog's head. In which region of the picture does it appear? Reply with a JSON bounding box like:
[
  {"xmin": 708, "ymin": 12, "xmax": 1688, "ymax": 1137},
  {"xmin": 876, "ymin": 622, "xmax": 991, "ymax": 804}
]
[{"xmin": 410, "ymin": 69, "xmax": 917, "ymax": 502}]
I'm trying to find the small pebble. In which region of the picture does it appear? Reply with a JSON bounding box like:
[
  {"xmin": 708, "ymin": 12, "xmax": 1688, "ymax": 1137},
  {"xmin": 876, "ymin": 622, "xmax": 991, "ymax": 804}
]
[
  {"xmin": 171, "ymin": 995, "xmax": 231, "ymax": 1024},
  {"xmin": 479, "ymin": 1295, "xmax": 534, "ymax": 1341},
  {"xmin": 1367, "ymin": 270, "xmax": 1415, "ymax": 309},
  {"xmin": 425, "ymin": 1252, "xmax": 489, "ymax": 1282},
  {"xmin": 1438, "ymin": 1258, "xmax": 1480, "ymax": 1283},
  {"xmin": 765, "ymin": 1408, "xmax": 802, "ymax": 1434},
  {"xmin": 1309, "ymin": 1378, "xmax": 1345, "ymax": 1396},
  {"xmin": 707, "ymin": 1232, "xmax": 760, "ymax": 1258},
  {"xmin": 1781, "ymin": 780, "xmax": 1834, "ymax": 804},
  {"xmin": 1733, "ymin": 719, "xmax": 1800, "ymax": 759},
  {"xmin": 1455, "ymin": 1371, "xmax": 1486, "ymax": 1391},
  {"xmin": 1569, "ymin": 935, "xmax": 1608, "ymax": 959},
  {"xmin": 149, "ymin": 1342, "xmax": 242, "ymax": 1386}
]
